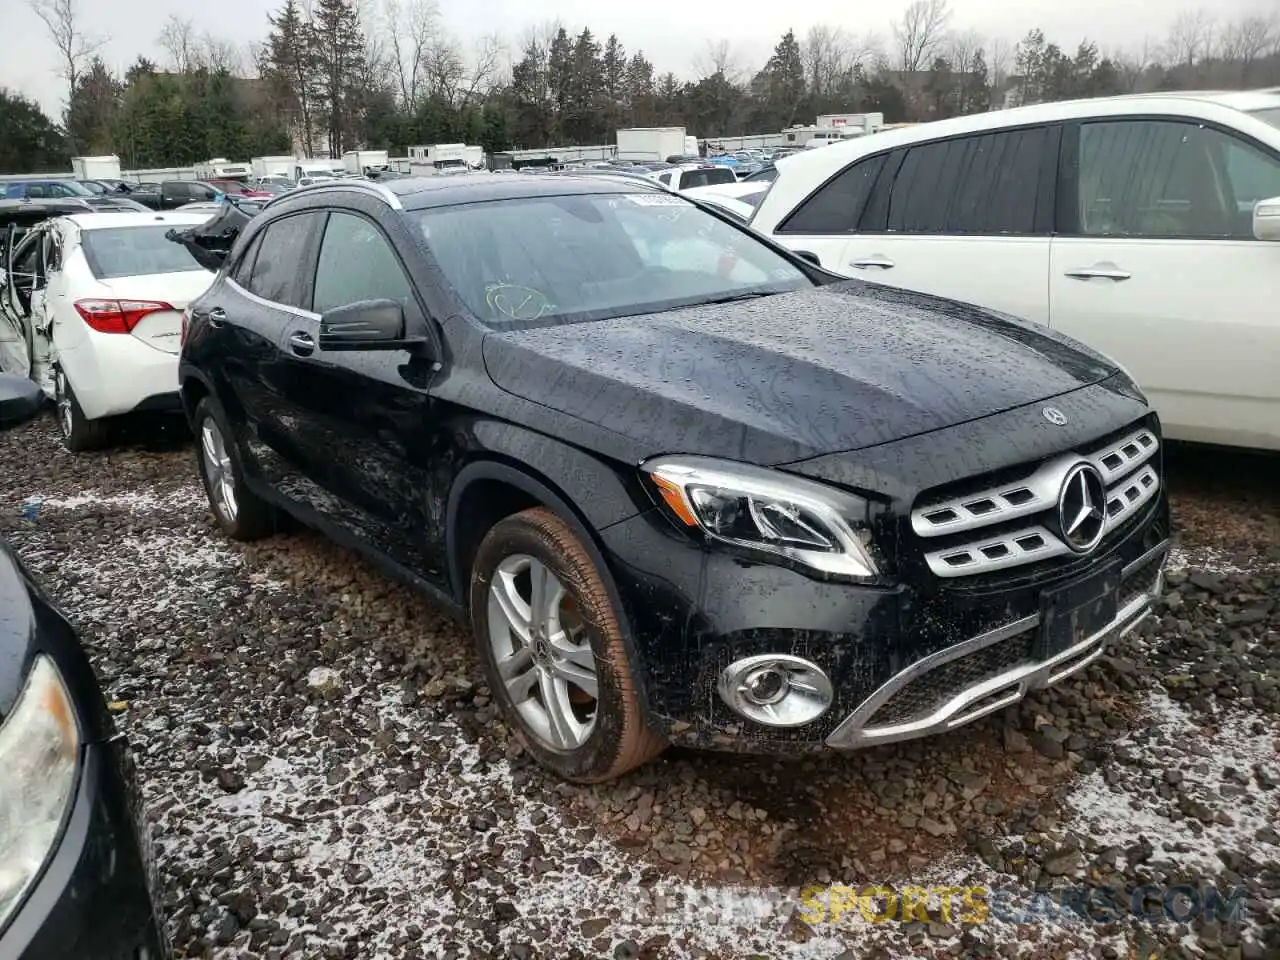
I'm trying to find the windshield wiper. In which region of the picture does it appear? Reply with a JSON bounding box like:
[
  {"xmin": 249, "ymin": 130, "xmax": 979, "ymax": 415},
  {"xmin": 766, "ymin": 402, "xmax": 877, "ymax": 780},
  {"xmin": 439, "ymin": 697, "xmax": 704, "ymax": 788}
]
[{"xmin": 697, "ymin": 291, "xmax": 779, "ymax": 306}]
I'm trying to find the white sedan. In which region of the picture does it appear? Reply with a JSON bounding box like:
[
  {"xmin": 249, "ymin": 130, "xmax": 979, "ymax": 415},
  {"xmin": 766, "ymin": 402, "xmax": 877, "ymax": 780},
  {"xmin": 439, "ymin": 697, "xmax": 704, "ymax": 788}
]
[{"xmin": 0, "ymin": 211, "xmax": 215, "ymax": 450}]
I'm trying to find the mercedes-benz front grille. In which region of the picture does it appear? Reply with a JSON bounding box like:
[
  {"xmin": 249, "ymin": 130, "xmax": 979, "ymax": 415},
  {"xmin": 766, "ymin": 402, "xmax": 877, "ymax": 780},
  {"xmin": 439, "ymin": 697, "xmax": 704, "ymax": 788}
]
[{"xmin": 910, "ymin": 424, "xmax": 1161, "ymax": 579}]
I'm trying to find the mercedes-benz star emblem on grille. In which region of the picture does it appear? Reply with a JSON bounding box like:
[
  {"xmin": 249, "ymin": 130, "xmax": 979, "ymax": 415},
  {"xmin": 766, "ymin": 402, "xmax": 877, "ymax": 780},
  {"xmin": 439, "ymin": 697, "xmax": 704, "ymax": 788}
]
[
  {"xmin": 1057, "ymin": 463, "xmax": 1107, "ymax": 553},
  {"xmin": 1042, "ymin": 406, "xmax": 1068, "ymax": 425}
]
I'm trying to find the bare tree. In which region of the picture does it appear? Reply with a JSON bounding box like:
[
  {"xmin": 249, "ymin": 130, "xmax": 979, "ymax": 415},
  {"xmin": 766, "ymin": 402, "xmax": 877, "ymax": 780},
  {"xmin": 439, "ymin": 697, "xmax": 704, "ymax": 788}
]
[
  {"xmin": 803, "ymin": 25, "xmax": 851, "ymax": 99},
  {"xmin": 986, "ymin": 35, "xmax": 1012, "ymax": 92},
  {"xmin": 459, "ymin": 33, "xmax": 506, "ymax": 105},
  {"xmin": 382, "ymin": 0, "xmax": 440, "ymax": 108},
  {"xmin": 29, "ymin": 0, "xmax": 105, "ymax": 112},
  {"xmin": 947, "ymin": 29, "xmax": 983, "ymax": 75},
  {"xmin": 1165, "ymin": 8, "xmax": 1215, "ymax": 68},
  {"xmin": 849, "ymin": 31, "xmax": 884, "ymax": 72},
  {"xmin": 693, "ymin": 39, "xmax": 742, "ymax": 82},
  {"xmin": 423, "ymin": 34, "xmax": 466, "ymax": 104},
  {"xmin": 194, "ymin": 33, "xmax": 243, "ymax": 73},
  {"xmin": 1113, "ymin": 38, "xmax": 1156, "ymax": 91},
  {"xmin": 1218, "ymin": 14, "xmax": 1276, "ymax": 82},
  {"xmin": 893, "ymin": 0, "xmax": 951, "ymax": 73},
  {"xmin": 158, "ymin": 14, "xmax": 196, "ymax": 72}
]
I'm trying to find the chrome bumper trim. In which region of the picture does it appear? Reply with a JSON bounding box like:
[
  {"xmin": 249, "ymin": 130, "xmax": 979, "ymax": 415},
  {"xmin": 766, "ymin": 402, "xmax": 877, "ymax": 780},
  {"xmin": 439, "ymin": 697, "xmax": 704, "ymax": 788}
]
[{"xmin": 825, "ymin": 540, "xmax": 1169, "ymax": 750}]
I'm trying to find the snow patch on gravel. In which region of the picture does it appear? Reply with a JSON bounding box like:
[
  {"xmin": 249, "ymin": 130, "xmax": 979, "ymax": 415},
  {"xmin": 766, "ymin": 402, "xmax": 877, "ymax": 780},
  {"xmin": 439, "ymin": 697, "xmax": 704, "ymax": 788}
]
[
  {"xmin": 1166, "ymin": 545, "xmax": 1262, "ymax": 575},
  {"xmin": 28, "ymin": 487, "xmax": 204, "ymax": 513},
  {"xmin": 1067, "ymin": 690, "xmax": 1280, "ymax": 873}
]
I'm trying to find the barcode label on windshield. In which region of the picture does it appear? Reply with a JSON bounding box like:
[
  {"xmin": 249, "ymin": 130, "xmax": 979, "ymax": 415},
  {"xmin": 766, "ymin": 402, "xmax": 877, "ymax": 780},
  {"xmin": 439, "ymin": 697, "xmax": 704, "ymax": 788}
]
[{"xmin": 624, "ymin": 193, "xmax": 689, "ymax": 206}]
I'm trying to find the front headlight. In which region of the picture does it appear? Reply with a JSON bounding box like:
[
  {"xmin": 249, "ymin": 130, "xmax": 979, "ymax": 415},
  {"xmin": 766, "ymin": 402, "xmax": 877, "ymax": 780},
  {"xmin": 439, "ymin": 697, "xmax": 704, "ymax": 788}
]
[
  {"xmin": 642, "ymin": 455, "xmax": 880, "ymax": 578},
  {"xmin": 0, "ymin": 656, "xmax": 81, "ymax": 927}
]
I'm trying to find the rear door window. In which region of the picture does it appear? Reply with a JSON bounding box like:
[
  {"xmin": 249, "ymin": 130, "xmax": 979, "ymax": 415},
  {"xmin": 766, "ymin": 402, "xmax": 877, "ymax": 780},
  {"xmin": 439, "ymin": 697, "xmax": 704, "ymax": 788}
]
[
  {"xmin": 887, "ymin": 126, "xmax": 1052, "ymax": 234},
  {"xmin": 244, "ymin": 213, "xmax": 323, "ymax": 308}
]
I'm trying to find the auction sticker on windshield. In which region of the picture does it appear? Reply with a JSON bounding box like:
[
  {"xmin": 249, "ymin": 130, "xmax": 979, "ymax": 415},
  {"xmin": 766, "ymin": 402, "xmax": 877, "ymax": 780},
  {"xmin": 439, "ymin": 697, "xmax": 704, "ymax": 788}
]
[{"xmin": 623, "ymin": 193, "xmax": 689, "ymax": 206}]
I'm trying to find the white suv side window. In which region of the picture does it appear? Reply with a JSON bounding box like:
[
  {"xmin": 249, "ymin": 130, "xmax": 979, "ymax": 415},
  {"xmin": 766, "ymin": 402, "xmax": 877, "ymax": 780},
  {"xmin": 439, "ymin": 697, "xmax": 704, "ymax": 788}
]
[{"xmin": 1077, "ymin": 120, "xmax": 1280, "ymax": 240}]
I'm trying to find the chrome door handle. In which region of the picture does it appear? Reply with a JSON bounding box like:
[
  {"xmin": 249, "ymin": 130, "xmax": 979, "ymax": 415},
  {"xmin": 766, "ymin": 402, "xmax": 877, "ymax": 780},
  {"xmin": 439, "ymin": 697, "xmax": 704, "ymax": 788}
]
[
  {"xmin": 288, "ymin": 332, "xmax": 315, "ymax": 355},
  {"xmin": 1065, "ymin": 265, "xmax": 1131, "ymax": 281},
  {"xmin": 207, "ymin": 306, "xmax": 227, "ymax": 327},
  {"xmin": 850, "ymin": 255, "xmax": 895, "ymax": 269}
]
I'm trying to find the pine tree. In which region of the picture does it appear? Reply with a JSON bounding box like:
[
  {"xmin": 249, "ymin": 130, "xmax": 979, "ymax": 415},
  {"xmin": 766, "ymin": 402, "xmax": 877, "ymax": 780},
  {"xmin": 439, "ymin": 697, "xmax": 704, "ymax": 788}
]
[
  {"xmin": 264, "ymin": 0, "xmax": 319, "ymax": 155},
  {"xmin": 311, "ymin": 0, "xmax": 366, "ymax": 155}
]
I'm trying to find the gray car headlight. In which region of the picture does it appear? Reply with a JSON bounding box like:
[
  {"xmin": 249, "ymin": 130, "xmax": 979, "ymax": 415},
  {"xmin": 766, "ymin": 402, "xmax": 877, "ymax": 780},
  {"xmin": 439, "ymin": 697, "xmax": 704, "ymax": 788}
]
[
  {"xmin": 642, "ymin": 455, "xmax": 879, "ymax": 578},
  {"xmin": 0, "ymin": 656, "xmax": 81, "ymax": 927}
]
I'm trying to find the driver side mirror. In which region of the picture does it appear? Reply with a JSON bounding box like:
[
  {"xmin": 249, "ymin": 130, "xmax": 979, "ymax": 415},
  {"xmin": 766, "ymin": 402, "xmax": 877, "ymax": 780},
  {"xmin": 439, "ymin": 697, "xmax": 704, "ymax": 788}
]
[
  {"xmin": 319, "ymin": 298, "xmax": 425, "ymax": 352},
  {"xmin": 1253, "ymin": 197, "xmax": 1280, "ymax": 242},
  {"xmin": 793, "ymin": 250, "xmax": 822, "ymax": 267}
]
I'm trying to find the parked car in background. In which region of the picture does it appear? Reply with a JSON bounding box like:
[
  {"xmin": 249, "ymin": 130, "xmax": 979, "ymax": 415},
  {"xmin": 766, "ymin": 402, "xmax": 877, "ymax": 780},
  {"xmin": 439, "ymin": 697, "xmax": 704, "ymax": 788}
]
[
  {"xmin": 130, "ymin": 181, "xmax": 225, "ymax": 211},
  {"xmin": 78, "ymin": 179, "xmax": 147, "ymax": 196},
  {"xmin": 647, "ymin": 163, "xmax": 738, "ymax": 190},
  {"xmin": 1, "ymin": 210, "xmax": 216, "ymax": 449},
  {"xmin": 180, "ymin": 174, "xmax": 1168, "ymax": 783},
  {"xmin": 751, "ymin": 88, "xmax": 1280, "ymax": 450},
  {"xmin": 207, "ymin": 179, "xmax": 273, "ymax": 199},
  {"xmin": 3, "ymin": 180, "xmax": 152, "ymax": 212},
  {"xmin": 0, "ymin": 536, "xmax": 168, "ymax": 959}
]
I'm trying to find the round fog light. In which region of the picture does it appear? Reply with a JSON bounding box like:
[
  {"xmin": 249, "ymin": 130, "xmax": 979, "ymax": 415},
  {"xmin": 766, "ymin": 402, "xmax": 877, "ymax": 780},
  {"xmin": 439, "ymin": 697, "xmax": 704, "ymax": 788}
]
[
  {"xmin": 717, "ymin": 654, "xmax": 833, "ymax": 728},
  {"xmin": 743, "ymin": 666, "xmax": 789, "ymax": 705}
]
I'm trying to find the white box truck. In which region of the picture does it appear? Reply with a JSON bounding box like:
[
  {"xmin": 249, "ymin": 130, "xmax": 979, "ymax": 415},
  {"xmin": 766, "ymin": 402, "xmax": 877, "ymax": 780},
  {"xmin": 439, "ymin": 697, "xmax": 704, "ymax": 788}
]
[
  {"xmin": 71, "ymin": 155, "xmax": 121, "ymax": 180},
  {"xmin": 408, "ymin": 144, "xmax": 486, "ymax": 171},
  {"xmin": 251, "ymin": 156, "xmax": 295, "ymax": 179},
  {"xmin": 292, "ymin": 159, "xmax": 338, "ymax": 182},
  {"xmin": 194, "ymin": 158, "xmax": 253, "ymax": 181},
  {"xmin": 815, "ymin": 113, "xmax": 885, "ymax": 135},
  {"xmin": 616, "ymin": 127, "xmax": 691, "ymax": 162},
  {"xmin": 342, "ymin": 150, "xmax": 390, "ymax": 175}
]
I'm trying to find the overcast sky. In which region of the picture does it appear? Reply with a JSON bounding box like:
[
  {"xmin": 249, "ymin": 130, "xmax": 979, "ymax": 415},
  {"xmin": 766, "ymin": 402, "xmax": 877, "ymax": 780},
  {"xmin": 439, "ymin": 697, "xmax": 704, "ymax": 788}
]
[{"xmin": 1, "ymin": 0, "xmax": 1265, "ymax": 119}]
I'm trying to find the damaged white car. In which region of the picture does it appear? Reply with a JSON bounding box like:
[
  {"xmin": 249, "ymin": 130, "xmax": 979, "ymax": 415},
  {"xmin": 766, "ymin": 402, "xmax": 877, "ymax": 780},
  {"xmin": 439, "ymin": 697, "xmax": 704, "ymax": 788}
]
[{"xmin": 0, "ymin": 209, "xmax": 223, "ymax": 450}]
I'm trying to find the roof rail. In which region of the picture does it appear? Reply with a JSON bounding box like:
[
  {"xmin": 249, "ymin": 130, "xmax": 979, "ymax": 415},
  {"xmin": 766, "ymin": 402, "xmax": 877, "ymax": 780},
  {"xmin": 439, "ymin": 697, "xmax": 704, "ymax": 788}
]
[{"xmin": 264, "ymin": 177, "xmax": 403, "ymax": 211}]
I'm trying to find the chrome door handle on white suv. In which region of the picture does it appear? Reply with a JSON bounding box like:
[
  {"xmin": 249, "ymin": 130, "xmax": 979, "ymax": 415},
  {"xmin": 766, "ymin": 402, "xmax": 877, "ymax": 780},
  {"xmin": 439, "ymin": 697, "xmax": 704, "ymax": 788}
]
[
  {"xmin": 850, "ymin": 255, "xmax": 895, "ymax": 270},
  {"xmin": 1065, "ymin": 263, "xmax": 1131, "ymax": 281}
]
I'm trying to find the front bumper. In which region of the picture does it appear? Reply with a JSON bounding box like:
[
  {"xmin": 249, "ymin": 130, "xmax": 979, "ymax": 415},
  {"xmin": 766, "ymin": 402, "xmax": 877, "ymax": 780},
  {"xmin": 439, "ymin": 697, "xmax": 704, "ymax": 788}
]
[
  {"xmin": 0, "ymin": 740, "xmax": 168, "ymax": 960},
  {"xmin": 601, "ymin": 492, "xmax": 1168, "ymax": 754},
  {"xmin": 824, "ymin": 539, "xmax": 1166, "ymax": 749}
]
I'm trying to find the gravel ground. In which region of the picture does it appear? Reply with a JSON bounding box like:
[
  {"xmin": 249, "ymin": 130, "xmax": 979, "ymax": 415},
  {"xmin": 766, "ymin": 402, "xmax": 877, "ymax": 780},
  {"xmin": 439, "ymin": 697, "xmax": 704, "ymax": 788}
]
[{"xmin": 1, "ymin": 412, "xmax": 1278, "ymax": 960}]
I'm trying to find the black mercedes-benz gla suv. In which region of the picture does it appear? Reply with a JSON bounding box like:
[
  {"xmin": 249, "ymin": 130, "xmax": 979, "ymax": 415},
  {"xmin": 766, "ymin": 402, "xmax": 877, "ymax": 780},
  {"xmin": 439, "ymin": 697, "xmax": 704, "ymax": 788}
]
[{"xmin": 178, "ymin": 174, "xmax": 1169, "ymax": 782}]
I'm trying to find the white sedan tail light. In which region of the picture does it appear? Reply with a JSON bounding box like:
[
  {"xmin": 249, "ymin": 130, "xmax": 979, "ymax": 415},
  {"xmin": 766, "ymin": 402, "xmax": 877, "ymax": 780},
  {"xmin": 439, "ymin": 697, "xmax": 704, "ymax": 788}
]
[{"xmin": 74, "ymin": 299, "xmax": 173, "ymax": 335}]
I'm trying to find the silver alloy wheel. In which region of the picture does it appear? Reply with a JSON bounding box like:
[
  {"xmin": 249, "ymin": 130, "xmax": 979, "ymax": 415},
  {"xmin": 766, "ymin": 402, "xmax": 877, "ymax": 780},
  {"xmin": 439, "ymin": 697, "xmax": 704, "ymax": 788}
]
[
  {"xmin": 200, "ymin": 417, "xmax": 238, "ymax": 522},
  {"xmin": 55, "ymin": 370, "xmax": 72, "ymax": 439},
  {"xmin": 487, "ymin": 553, "xmax": 599, "ymax": 750}
]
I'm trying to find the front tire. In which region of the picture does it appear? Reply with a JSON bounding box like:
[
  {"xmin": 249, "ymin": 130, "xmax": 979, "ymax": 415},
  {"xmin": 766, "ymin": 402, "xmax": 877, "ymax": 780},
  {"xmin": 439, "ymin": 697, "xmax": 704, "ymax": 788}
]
[
  {"xmin": 470, "ymin": 507, "xmax": 665, "ymax": 782},
  {"xmin": 193, "ymin": 395, "xmax": 277, "ymax": 540},
  {"xmin": 55, "ymin": 368, "xmax": 111, "ymax": 452}
]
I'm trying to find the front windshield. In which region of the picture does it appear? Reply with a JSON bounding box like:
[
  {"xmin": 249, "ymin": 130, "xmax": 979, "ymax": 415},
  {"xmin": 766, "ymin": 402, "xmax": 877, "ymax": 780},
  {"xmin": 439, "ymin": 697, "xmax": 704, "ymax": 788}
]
[
  {"xmin": 412, "ymin": 192, "xmax": 812, "ymax": 328},
  {"xmin": 1249, "ymin": 106, "xmax": 1280, "ymax": 130}
]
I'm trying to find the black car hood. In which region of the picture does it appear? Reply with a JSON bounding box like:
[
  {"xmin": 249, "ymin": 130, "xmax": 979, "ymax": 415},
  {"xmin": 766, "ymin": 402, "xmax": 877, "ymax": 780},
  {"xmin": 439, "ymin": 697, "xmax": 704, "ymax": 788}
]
[
  {"xmin": 0, "ymin": 541, "xmax": 39, "ymax": 717},
  {"xmin": 0, "ymin": 540, "xmax": 113, "ymax": 740},
  {"xmin": 482, "ymin": 282, "xmax": 1116, "ymax": 465}
]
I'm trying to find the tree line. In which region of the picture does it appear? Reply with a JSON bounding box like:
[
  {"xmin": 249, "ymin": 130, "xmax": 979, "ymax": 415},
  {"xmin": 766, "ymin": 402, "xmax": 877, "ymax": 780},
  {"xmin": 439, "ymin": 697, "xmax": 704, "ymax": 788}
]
[{"xmin": 2, "ymin": 0, "xmax": 1278, "ymax": 174}]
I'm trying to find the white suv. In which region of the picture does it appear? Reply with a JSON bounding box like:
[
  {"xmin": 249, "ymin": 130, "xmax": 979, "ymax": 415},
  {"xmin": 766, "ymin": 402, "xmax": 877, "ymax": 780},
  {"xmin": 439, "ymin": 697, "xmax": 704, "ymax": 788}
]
[{"xmin": 750, "ymin": 89, "xmax": 1280, "ymax": 451}]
